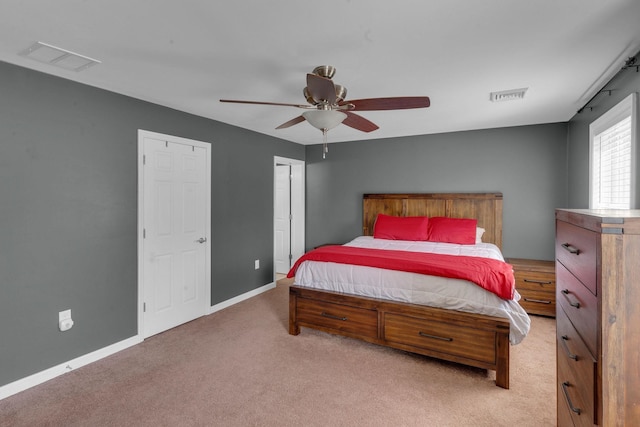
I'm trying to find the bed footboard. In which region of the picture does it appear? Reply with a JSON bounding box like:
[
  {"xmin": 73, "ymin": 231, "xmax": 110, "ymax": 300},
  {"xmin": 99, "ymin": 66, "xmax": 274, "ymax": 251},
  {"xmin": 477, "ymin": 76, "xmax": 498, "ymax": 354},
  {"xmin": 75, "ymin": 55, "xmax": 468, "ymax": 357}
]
[{"xmin": 289, "ymin": 285, "xmax": 510, "ymax": 389}]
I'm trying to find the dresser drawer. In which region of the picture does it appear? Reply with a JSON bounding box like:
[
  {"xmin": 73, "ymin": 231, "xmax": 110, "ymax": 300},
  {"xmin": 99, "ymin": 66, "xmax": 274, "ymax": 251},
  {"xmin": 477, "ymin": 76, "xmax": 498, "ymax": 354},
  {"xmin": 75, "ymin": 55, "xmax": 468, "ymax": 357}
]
[
  {"xmin": 514, "ymin": 269, "xmax": 555, "ymax": 292},
  {"xmin": 383, "ymin": 313, "xmax": 496, "ymax": 364},
  {"xmin": 556, "ymin": 221, "xmax": 597, "ymax": 295},
  {"xmin": 297, "ymin": 297, "xmax": 378, "ymax": 339},
  {"xmin": 557, "ymin": 308, "xmax": 597, "ymax": 426},
  {"xmin": 518, "ymin": 288, "xmax": 555, "ymax": 317},
  {"xmin": 557, "ymin": 398, "xmax": 576, "ymax": 427},
  {"xmin": 556, "ymin": 263, "xmax": 598, "ymax": 356},
  {"xmin": 557, "ymin": 374, "xmax": 593, "ymax": 427},
  {"xmin": 508, "ymin": 258, "xmax": 556, "ymax": 317}
]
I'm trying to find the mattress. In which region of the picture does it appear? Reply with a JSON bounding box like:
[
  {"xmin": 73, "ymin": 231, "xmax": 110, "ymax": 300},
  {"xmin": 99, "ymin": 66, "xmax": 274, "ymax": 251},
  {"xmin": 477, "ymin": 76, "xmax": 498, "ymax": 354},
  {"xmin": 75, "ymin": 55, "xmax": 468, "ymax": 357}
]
[{"xmin": 292, "ymin": 236, "xmax": 531, "ymax": 344}]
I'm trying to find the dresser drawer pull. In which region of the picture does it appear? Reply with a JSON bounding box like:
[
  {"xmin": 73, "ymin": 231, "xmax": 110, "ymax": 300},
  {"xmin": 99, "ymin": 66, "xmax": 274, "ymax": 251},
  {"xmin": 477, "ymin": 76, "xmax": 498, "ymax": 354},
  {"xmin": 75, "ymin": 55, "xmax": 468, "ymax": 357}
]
[
  {"xmin": 523, "ymin": 298, "xmax": 551, "ymax": 304},
  {"xmin": 321, "ymin": 312, "xmax": 347, "ymax": 321},
  {"xmin": 561, "ymin": 243, "xmax": 580, "ymax": 255},
  {"xmin": 524, "ymin": 279, "xmax": 552, "ymax": 285},
  {"xmin": 419, "ymin": 332, "xmax": 453, "ymax": 342},
  {"xmin": 560, "ymin": 335, "xmax": 578, "ymax": 361},
  {"xmin": 561, "ymin": 381, "xmax": 582, "ymax": 415},
  {"xmin": 561, "ymin": 289, "xmax": 581, "ymax": 308}
]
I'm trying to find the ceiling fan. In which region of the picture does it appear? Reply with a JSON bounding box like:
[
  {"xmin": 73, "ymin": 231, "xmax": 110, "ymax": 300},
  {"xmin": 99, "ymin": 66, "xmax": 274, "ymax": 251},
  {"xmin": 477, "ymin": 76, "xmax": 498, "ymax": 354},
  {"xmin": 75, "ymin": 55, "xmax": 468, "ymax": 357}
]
[{"xmin": 220, "ymin": 66, "xmax": 431, "ymax": 158}]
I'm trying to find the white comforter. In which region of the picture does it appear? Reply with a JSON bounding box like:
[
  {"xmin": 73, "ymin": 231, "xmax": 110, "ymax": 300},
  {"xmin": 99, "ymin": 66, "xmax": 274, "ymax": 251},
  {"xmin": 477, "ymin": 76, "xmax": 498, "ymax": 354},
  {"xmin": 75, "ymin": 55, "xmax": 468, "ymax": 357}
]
[{"xmin": 293, "ymin": 236, "xmax": 531, "ymax": 344}]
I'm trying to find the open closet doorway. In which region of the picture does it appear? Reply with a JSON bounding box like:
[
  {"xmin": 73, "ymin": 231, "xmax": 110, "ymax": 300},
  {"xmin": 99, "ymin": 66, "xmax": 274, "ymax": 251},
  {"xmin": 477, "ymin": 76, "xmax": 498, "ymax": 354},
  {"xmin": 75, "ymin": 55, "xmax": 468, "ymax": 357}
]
[{"xmin": 274, "ymin": 156, "xmax": 305, "ymax": 280}]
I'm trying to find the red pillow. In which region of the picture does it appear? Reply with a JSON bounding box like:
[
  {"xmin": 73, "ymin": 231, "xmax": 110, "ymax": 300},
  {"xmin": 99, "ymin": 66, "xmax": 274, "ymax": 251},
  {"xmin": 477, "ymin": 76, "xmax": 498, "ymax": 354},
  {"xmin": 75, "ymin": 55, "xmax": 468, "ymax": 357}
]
[
  {"xmin": 427, "ymin": 217, "xmax": 478, "ymax": 245},
  {"xmin": 373, "ymin": 214, "xmax": 429, "ymax": 241}
]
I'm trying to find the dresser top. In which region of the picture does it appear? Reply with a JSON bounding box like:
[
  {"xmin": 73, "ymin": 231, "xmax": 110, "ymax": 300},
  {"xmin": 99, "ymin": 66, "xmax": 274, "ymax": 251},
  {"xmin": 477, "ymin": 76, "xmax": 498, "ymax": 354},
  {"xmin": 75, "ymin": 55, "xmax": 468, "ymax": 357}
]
[
  {"xmin": 556, "ymin": 209, "xmax": 640, "ymax": 234},
  {"xmin": 556, "ymin": 208, "xmax": 640, "ymax": 218}
]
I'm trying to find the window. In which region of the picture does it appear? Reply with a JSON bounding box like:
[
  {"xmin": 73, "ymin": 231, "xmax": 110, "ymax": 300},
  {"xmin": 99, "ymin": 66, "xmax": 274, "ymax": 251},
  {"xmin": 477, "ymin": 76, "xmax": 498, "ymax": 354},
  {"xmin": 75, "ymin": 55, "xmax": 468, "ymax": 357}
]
[{"xmin": 589, "ymin": 93, "xmax": 637, "ymax": 209}]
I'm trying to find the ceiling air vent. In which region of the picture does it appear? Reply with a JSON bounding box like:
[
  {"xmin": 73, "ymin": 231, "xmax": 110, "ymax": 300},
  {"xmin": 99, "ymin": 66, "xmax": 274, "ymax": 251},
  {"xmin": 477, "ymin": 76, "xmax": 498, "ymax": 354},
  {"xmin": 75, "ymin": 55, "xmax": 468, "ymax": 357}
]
[
  {"xmin": 489, "ymin": 88, "xmax": 528, "ymax": 102},
  {"xmin": 19, "ymin": 41, "xmax": 101, "ymax": 72}
]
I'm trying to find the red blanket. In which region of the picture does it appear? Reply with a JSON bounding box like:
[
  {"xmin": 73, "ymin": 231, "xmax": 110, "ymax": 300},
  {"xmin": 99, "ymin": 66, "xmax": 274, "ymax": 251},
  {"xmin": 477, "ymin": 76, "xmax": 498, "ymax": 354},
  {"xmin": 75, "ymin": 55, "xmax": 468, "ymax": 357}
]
[{"xmin": 287, "ymin": 245, "xmax": 515, "ymax": 300}]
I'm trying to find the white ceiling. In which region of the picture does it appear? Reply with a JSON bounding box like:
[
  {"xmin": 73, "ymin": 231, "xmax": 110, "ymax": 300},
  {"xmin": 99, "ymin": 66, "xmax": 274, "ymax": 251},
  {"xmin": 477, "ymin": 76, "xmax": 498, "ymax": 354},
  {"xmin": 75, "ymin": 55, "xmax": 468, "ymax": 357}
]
[{"xmin": 2, "ymin": 1, "xmax": 640, "ymax": 145}]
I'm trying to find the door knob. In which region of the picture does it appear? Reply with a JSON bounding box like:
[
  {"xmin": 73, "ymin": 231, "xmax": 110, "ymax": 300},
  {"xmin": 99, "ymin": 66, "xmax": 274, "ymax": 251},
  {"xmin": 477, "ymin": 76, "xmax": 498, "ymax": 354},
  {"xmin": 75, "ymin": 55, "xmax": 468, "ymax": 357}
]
[{"xmin": 196, "ymin": 237, "xmax": 207, "ymax": 244}]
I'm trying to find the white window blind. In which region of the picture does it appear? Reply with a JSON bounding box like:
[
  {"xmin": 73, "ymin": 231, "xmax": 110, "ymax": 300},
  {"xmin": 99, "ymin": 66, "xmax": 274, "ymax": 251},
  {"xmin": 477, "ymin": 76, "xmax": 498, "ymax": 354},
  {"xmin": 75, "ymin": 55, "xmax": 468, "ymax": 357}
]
[
  {"xmin": 589, "ymin": 93, "xmax": 637, "ymax": 209},
  {"xmin": 592, "ymin": 116, "xmax": 631, "ymax": 208}
]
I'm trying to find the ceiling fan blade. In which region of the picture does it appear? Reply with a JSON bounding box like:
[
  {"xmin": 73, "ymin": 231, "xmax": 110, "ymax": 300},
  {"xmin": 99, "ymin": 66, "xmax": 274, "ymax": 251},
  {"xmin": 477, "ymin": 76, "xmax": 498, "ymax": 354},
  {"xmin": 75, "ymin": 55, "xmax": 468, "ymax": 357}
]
[
  {"xmin": 341, "ymin": 96, "xmax": 430, "ymax": 111},
  {"xmin": 306, "ymin": 73, "xmax": 337, "ymax": 104},
  {"xmin": 275, "ymin": 115, "xmax": 306, "ymax": 129},
  {"xmin": 342, "ymin": 112, "xmax": 379, "ymax": 133},
  {"xmin": 220, "ymin": 99, "xmax": 310, "ymax": 108}
]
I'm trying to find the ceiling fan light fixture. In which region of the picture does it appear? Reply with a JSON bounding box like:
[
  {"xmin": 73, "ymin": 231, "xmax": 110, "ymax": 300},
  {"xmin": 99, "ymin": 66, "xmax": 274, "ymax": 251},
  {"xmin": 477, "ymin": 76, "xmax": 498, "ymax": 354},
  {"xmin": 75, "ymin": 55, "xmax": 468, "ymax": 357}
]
[{"xmin": 302, "ymin": 110, "xmax": 347, "ymax": 131}]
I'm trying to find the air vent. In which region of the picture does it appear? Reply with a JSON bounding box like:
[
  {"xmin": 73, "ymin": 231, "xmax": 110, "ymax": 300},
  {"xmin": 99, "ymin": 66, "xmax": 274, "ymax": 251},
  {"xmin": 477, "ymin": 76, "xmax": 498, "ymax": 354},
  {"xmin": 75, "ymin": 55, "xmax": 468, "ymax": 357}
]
[
  {"xmin": 490, "ymin": 88, "xmax": 528, "ymax": 102},
  {"xmin": 19, "ymin": 41, "xmax": 101, "ymax": 72}
]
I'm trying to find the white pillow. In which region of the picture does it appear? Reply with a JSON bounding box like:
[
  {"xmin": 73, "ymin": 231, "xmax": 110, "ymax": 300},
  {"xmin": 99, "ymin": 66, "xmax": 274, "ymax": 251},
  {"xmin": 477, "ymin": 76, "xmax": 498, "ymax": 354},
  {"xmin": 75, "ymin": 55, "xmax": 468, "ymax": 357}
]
[{"xmin": 476, "ymin": 227, "xmax": 485, "ymax": 244}]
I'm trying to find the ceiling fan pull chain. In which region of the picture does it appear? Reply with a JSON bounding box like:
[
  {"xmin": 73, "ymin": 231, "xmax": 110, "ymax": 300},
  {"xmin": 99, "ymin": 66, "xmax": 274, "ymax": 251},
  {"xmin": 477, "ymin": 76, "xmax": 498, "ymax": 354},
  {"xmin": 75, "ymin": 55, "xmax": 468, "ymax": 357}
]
[{"xmin": 322, "ymin": 129, "xmax": 328, "ymax": 159}]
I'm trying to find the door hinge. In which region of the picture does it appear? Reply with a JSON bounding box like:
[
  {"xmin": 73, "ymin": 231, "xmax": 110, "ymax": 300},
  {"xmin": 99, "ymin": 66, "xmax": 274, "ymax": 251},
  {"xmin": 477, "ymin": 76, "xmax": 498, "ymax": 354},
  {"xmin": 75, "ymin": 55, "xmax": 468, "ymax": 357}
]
[
  {"xmin": 143, "ymin": 228, "xmax": 146, "ymax": 239},
  {"xmin": 289, "ymin": 214, "xmax": 293, "ymax": 221},
  {"xmin": 143, "ymin": 302, "xmax": 146, "ymax": 312},
  {"xmin": 289, "ymin": 253, "xmax": 293, "ymax": 261},
  {"xmin": 143, "ymin": 154, "xmax": 146, "ymax": 165}
]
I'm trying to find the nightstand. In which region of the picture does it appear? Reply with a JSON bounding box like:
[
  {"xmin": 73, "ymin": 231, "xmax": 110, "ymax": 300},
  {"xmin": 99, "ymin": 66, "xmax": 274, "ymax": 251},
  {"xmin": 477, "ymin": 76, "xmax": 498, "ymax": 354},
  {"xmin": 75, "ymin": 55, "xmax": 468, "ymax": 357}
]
[{"xmin": 507, "ymin": 258, "xmax": 556, "ymax": 317}]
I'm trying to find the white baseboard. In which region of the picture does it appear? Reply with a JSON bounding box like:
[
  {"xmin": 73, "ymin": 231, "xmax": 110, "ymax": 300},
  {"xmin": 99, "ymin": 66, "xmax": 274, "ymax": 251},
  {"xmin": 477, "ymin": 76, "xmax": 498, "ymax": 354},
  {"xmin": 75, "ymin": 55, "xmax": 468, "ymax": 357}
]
[
  {"xmin": 1, "ymin": 281, "xmax": 277, "ymax": 401},
  {"xmin": 0, "ymin": 335, "xmax": 142, "ymax": 401},
  {"xmin": 209, "ymin": 281, "xmax": 276, "ymax": 314}
]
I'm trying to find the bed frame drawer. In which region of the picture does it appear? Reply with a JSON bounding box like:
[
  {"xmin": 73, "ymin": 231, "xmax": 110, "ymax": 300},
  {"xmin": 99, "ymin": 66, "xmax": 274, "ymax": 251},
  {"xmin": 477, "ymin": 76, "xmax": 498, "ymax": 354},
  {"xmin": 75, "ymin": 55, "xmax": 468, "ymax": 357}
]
[
  {"xmin": 296, "ymin": 297, "xmax": 378, "ymax": 339},
  {"xmin": 383, "ymin": 313, "xmax": 497, "ymax": 364}
]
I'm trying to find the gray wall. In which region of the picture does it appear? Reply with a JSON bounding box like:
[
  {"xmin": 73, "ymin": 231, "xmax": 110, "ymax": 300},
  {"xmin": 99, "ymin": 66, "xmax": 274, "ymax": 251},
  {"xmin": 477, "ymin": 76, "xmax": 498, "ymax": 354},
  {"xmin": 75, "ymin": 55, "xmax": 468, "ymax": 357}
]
[
  {"xmin": 6, "ymin": 52, "xmax": 633, "ymax": 391},
  {"xmin": 566, "ymin": 63, "xmax": 640, "ymax": 208},
  {"xmin": 0, "ymin": 61, "xmax": 304, "ymax": 387},
  {"xmin": 304, "ymin": 124, "xmax": 568, "ymax": 261}
]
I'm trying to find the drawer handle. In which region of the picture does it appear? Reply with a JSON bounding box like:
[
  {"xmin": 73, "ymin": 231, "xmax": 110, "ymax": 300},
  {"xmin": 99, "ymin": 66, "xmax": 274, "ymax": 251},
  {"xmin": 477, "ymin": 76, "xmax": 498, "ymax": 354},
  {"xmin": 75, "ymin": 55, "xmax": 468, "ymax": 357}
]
[
  {"xmin": 321, "ymin": 312, "xmax": 347, "ymax": 321},
  {"xmin": 523, "ymin": 298, "xmax": 551, "ymax": 304},
  {"xmin": 561, "ymin": 289, "xmax": 581, "ymax": 308},
  {"xmin": 523, "ymin": 279, "xmax": 552, "ymax": 285},
  {"xmin": 561, "ymin": 381, "xmax": 582, "ymax": 415},
  {"xmin": 418, "ymin": 332, "xmax": 453, "ymax": 342},
  {"xmin": 560, "ymin": 335, "xmax": 578, "ymax": 361},
  {"xmin": 561, "ymin": 243, "xmax": 580, "ymax": 255}
]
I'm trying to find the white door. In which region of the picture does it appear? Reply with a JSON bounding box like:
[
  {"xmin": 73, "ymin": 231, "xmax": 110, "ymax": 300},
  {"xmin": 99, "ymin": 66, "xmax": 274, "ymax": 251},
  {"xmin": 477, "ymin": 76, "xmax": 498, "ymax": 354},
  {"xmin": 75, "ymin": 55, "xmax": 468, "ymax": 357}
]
[
  {"xmin": 274, "ymin": 164, "xmax": 291, "ymax": 274},
  {"xmin": 140, "ymin": 132, "xmax": 210, "ymax": 338},
  {"xmin": 273, "ymin": 157, "xmax": 305, "ymax": 278}
]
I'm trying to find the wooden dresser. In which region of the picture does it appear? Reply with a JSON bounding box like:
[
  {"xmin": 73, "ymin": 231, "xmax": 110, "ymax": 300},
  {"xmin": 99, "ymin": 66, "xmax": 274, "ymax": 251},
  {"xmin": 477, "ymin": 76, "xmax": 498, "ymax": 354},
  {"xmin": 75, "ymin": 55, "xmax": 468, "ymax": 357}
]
[
  {"xmin": 508, "ymin": 258, "xmax": 555, "ymax": 317},
  {"xmin": 555, "ymin": 209, "xmax": 640, "ymax": 426}
]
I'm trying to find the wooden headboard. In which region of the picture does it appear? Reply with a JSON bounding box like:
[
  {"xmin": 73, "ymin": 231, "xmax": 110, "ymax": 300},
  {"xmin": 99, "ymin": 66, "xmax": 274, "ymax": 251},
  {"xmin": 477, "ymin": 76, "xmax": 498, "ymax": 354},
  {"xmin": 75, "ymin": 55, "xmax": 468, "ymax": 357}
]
[{"xmin": 362, "ymin": 193, "xmax": 503, "ymax": 250}]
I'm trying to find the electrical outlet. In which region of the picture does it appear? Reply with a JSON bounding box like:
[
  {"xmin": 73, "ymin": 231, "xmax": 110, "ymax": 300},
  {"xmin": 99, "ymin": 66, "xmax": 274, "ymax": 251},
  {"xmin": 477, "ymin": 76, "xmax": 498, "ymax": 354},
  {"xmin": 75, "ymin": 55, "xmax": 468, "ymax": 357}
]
[
  {"xmin": 254, "ymin": 259, "xmax": 260, "ymax": 270},
  {"xmin": 59, "ymin": 309, "xmax": 74, "ymax": 332}
]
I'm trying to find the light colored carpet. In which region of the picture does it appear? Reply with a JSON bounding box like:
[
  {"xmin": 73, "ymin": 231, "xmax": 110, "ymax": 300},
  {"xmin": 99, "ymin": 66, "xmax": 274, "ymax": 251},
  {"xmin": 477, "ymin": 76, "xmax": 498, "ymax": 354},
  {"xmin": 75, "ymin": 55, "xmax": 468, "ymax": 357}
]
[{"xmin": 0, "ymin": 280, "xmax": 556, "ymax": 426}]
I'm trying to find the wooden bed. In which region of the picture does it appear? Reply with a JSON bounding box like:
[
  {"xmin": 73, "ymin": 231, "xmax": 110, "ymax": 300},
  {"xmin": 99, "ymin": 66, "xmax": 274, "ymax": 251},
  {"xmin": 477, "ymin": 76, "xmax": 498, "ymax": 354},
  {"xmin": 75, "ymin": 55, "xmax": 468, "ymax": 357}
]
[{"xmin": 288, "ymin": 192, "xmax": 512, "ymax": 388}]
